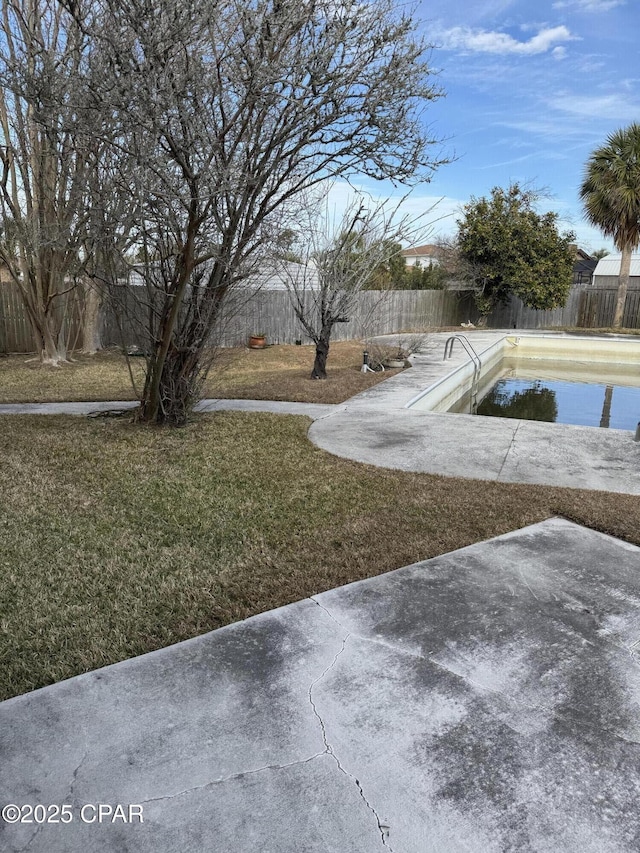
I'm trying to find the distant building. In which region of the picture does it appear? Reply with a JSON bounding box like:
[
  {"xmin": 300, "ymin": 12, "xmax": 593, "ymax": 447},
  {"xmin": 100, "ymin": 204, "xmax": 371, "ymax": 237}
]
[
  {"xmin": 126, "ymin": 259, "xmax": 320, "ymax": 290},
  {"xmin": 246, "ymin": 260, "xmax": 320, "ymax": 291},
  {"xmin": 592, "ymin": 254, "xmax": 640, "ymax": 290},
  {"xmin": 401, "ymin": 244, "xmax": 442, "ymax": 267},
  {"xmin": 570, "ymin": 246, "xmax": 597, "ymax": 286}
]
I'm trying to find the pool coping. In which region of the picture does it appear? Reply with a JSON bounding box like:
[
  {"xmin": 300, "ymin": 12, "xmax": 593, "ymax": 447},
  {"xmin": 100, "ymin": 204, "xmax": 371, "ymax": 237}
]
[{"xmin": 308, "ymin": 330, "xmax": 640, "ymax": 495}]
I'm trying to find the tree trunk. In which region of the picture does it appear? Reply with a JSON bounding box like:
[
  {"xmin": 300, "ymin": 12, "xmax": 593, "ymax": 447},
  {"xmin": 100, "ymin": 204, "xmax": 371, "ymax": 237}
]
[
  {"xmin": 612, "ymin": 245, "xmax": 631, "ymax": 328},
  {"xmin": 139, "ymin": 345, "xmax": 202, "ymax": 426},
  {"xmin": 26, "ymin": 297, "xmax": 69, "ymax": 365},
  {"xmin": 311, "ymin": 326, "xmax": 333, "ymax": 379},
  {"xmin": 81, "ymin": 278, "xmax": 102, "ymax": 354}
]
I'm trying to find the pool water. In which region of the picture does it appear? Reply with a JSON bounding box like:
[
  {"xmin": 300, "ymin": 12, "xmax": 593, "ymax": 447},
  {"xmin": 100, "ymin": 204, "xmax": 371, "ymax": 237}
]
[{"xmin": 478, "ymin": 376, "xmax": 640, "ymax": 430}]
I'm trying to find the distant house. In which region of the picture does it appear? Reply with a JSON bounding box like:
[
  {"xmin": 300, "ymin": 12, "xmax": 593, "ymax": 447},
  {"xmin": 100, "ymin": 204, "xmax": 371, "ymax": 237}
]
[
  {"xmin": 245, "ymin": 260, "xmax": 320, "ymax": 291},
  {"xmin": 401, "ymin": 244, "xmax": 442, "ymax": 267},
  {"xmin": 592, "ymin": 254, "xmax": 640, "ymax": 290},
  {"xmin": 126, "ymin": 259, "xmax": 320, "ymax": 290},
  {"xmin": 571, "ymin": 247, "xmax": 597, "ymax": 286}
]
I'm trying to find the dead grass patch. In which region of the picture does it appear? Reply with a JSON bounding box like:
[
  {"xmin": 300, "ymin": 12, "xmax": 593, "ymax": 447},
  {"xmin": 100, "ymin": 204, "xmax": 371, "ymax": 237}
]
[
  {"xmin": 0, "ymin": 341, "xmax": 398, "ymax": 405},
  {"xmin": 0, "ymin": 349, "xmax": 144, "ymax": 403}
]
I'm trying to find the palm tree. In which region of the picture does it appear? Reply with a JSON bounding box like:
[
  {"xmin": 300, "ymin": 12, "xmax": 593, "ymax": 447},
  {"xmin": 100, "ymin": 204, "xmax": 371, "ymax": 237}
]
[{"xmin": 580, "ymin": 123, "xmax": 640, "ymax": 328}]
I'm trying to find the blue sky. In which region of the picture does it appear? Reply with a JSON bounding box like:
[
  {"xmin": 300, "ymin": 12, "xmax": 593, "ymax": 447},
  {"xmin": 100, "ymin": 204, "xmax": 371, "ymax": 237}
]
[{"xmin": 331, "ymin": 0, "xmax": 639, "ymax": 252}]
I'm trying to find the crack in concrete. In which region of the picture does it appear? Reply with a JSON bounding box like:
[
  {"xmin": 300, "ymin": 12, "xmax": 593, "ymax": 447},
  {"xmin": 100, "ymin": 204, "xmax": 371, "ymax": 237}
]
[
  {"xmin": 307, "ymin": 633, "xmax": 393, "ymax": 851},
  {"xmin": 11, "ymin": 825, "xmax": 43, "ymax": 853},
  {"xmin": 307, "ymin": 601, "xmax": 394, "ymax": 850},
  {"xmin": 310, "ymin": 607, "xmax": 640, "ymax": 749},
  {"xmin": 312, "ymin": 405, "xmax": 346, "ymax": 421},
  {"xmin": 139, "ymin": 752, "xmax": 327, "ymax": 805},
  {"xmin": 311, "ymin": 598, "xmax": 349, "ymax": 631},
  {"xmin": 68, "ymin": 751, "xmax": 88, "ymax": 800},
  {"xmin": 497, "ymin": 421, "xmax": 522, "ymax": 480}
]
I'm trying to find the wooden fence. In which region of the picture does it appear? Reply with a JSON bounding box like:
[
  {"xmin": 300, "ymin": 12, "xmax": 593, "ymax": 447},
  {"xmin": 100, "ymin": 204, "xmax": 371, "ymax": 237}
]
[
  {"xmin": 0, "ymin": 281, "xmax": 34, "ymax": 352},
  {"xmin": 487, "ymin": 286, "xmax": 586, "ymax": 330},
  {"xmin": 3, "ymin": 280, "xmax": 640, "ymax": 354},
  {"xmin": 0, "ymin": 281, "xmax": 85, "ymax": 354},
  {"xmin": 100, "ymin": 286, "xmax": 476, "ymax": 350},
  {"xmin": 489, "ymin": 287, "xmax": 640, "ymax": 330},
  {"xmin": 575, "ymin": 288, "xmax": 640, "ymax": 329}
]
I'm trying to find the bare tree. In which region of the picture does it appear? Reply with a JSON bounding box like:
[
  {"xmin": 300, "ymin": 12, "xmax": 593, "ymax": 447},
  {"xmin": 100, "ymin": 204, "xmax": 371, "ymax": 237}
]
[
  {"xmin": 78, "ymin": 131, "xmax": 140, "ymax": 355},
  {"xmin": 79, "ymin": 0, "xmax": 447, "ymax": 423},
  {"xmin": 280, "ymin": 196, "xmax": 433, "ymax": 378},
  {"xmin": 0, "ymin": 0, "xmax": 97, "ymax": 363}
]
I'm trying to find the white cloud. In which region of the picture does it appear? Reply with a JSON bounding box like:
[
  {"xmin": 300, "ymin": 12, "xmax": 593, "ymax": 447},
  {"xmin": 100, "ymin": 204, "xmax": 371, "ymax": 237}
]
[
  {"xmin": 549, "ymin": 91, "xmax": 640, "ymax": 120},
  {"xmin": 552, "ymin": 0, "xmax": 625, "ymax": 11},
  {"xmin": 574, "ymin": 56, "xmax": 607, "ymax": 74},
  {"xmin": 552, "ymin": 46, "xmax": 567, "ymax": 60},
  {"xmin": 478, "ymin": 150, "xmax": 566, "ymax": 169},
  {"xmin": 437, "ymin": 25, "xmax": 578, "ymax": 56}
]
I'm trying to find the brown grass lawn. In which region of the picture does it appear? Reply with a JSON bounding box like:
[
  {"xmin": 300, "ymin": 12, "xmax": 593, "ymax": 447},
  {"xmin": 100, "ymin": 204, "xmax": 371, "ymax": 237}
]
[
  {"xmin": 0, "ymin": 341, "xmax": 399, "ymax": 405},
  {"xmin": 1, "ymin": 411, "xmax": 639, "ymax": 701}
]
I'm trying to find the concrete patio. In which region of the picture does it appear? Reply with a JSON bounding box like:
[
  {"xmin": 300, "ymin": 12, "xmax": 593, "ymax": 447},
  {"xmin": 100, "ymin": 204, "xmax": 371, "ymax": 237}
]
[{"xmin": 2, "ymin": 518, "xmax": 640, "ymax": 852}]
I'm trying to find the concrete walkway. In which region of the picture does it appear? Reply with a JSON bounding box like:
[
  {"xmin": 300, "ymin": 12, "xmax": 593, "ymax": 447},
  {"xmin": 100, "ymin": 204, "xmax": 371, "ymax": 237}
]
[
  {"xmin": 0, "ymin": 398, "xmax": 341, "ymax": 420},
  {"xmin": 3, "ymin": 518, "xmax": 640, "ymax": 852}
]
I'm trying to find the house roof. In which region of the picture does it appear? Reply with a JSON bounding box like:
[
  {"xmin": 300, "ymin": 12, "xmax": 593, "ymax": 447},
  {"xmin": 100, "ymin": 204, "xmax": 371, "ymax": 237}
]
[
  {"xmin": 401, "ymin": 244, "xmax": 440, "ymax": 258},
  {"xmin": 568, "ymin": 244, "xmax": 595, "ymax": 262},
  {"xmin": 575, "ymin": 248, "xmax": 594, "ymax": 261},
  {"xmin": 593, "ymin": 254, "xmax": 640, "ymax": 277},
  {"xmin": 573, "ymin": 258, "xmax": 597, "ymax": 275}
]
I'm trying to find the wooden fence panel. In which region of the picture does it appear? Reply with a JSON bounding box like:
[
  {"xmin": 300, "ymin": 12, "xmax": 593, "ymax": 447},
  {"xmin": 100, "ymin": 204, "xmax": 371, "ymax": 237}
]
[
  {"xmin": 101, "ymin": 287, "xmax": 474, "ymax": 349},
  {"xmin": 623, "ymin": 291, "xmax": 640, "ymax": 328},
  {"xmin": 487, "ymin": 287, "xmax": 588, "ymax": 330},
  {"xmin": 0, "ymin": 281, "xmax": 86, "ymax": 354},
  {"xmin": 0, "ymin": 282, "xmax": 32, "ymax": 353}
]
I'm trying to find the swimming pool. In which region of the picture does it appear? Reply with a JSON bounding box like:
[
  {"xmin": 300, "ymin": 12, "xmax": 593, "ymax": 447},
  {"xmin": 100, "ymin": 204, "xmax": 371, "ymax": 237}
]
[
  {"xmin": 407, "ymin": 334, "xmax": 640, "ymax": 432},
  {"xmin": 475, "ymin": 366, "xmax": 640, "ymax": 430}
]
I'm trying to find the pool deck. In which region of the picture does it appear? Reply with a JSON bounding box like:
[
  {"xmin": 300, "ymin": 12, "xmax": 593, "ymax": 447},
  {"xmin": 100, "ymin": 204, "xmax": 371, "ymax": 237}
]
[{"xmin": 309, "ymin": 330, "xmax": 640, "ymax": 495}]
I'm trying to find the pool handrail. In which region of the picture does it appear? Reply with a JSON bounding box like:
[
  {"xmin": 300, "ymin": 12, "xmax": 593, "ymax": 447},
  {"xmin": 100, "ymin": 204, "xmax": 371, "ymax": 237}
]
[{"xmin": 443, "ymin": 335, "xmax": 482, "ymax": 413}]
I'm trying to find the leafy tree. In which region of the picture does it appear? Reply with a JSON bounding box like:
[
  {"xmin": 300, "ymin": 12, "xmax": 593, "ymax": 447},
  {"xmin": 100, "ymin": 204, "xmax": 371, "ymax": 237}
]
[
  {"xmin": 391, "ymin": 259, "xmax": 445, "ymax": 290},
  {"xmin": 419, "ymin": 261, "xmax": 447, "ymax": 290},
  {"xmin": 580, "ymin": 123, "xmax": 640, "ymax": 328},
  {"xmin": 592, "ymin": 248, "xmax": 610, "ymax": 260},
  {"xmin": 273, "ymin": 230, "xmax": 303, "ymax": 265},
  {"xmin": 456, "ymin": 184, "xmax": 575, "ymax": 323},
  {"xmin": 388, "ymin": 247, "xmax": 411, "ymax": 287},
  {"xmin": 369, "ymin": 241, "xmax": 407, "ymax": 289},
  {"xmin": 83, "ymin": 0, "xmax": 447, "ymax": 424}
]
